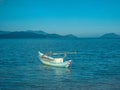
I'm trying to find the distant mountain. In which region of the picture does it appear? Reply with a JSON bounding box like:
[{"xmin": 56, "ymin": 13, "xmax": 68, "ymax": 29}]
[
  {"xmin": 0, "ymin": 31, "xmax": 46, "ymax": 38},
  {"xmin": 0, "ymin": 30, "xmax": 78, "ymax": 39},
  {"xmin": 100, "ymin": 33, "xmax": 120, "ymax": 39},
  {"xmin": 46, "ymin": 33, "xmax": 63, "ymax": 38},
  {"xmin": 0, "ymin": 31, "xmax": 11, "ymax": 35},
  {"xmin": 26, "ymin": 30, "xmax": 48, "ymax": 35},
  {"xmin": 64, "ymin": 34, "xmax": 78, "ymax": 39},
  {"xmin": 1, "ymin": 31, "xmax": 120, "ymax": 39}
]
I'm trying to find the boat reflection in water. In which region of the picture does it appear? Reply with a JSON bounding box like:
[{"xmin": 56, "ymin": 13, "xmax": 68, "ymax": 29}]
[{"xmin": 40, "ymin": 64, "xmax": 71, "ymax": 76}]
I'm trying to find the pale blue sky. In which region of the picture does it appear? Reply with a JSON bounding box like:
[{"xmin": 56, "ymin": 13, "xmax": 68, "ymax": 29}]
[{"xmin": 0, "ymin": 0, "xmax": 120, "ymax": 36}]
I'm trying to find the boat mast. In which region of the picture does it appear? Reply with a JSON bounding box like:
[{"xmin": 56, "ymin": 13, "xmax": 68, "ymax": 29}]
[{"xmin": 63, "ymin": 52, "xmax": 67, "ymax": 59}]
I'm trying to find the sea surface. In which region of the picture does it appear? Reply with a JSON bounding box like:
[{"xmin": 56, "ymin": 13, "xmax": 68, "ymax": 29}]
[{"xmin": 0, "ymin": 39, "xmax": 120, "ymax": 90}]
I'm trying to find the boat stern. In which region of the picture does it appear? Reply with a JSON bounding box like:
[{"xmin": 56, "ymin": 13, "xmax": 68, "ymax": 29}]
[{"xmin": 66, "ymin": 60, "xmax": 72, "ymax": 68}]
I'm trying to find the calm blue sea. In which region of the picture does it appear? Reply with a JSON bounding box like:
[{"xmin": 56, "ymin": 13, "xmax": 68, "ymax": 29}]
[{"xmin": 0, "ymin": 39, "xmax": 120, "ymax": 90}]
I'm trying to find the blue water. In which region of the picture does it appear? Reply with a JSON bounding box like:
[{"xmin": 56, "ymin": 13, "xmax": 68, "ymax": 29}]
[{"xmin": 0, "ymin": 39, "xmax": 120, "ymax": 90}]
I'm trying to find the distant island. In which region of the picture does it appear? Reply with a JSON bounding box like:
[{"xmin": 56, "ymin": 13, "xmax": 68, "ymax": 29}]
[
  {"xmin": 0, "ymin": 30, "xmax": 77, "ymax": 39},
  {"xmin": 99, "ymin": 33, "xmax": 120, "ymax": 39},
  {"xmin": 0, "ymin": 31, "xmax": 120, "ymax": 39}
]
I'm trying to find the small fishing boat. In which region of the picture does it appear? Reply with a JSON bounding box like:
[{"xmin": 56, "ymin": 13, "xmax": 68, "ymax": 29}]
[{"xmin": 38, "ymin": 51, "xmax": 75, "ymax": 68}]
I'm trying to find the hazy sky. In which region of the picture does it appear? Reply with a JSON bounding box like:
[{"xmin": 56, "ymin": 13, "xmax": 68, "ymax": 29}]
[{"xmin": 0, "ymin": 0, "xmax": 120, "ymax": 36}]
